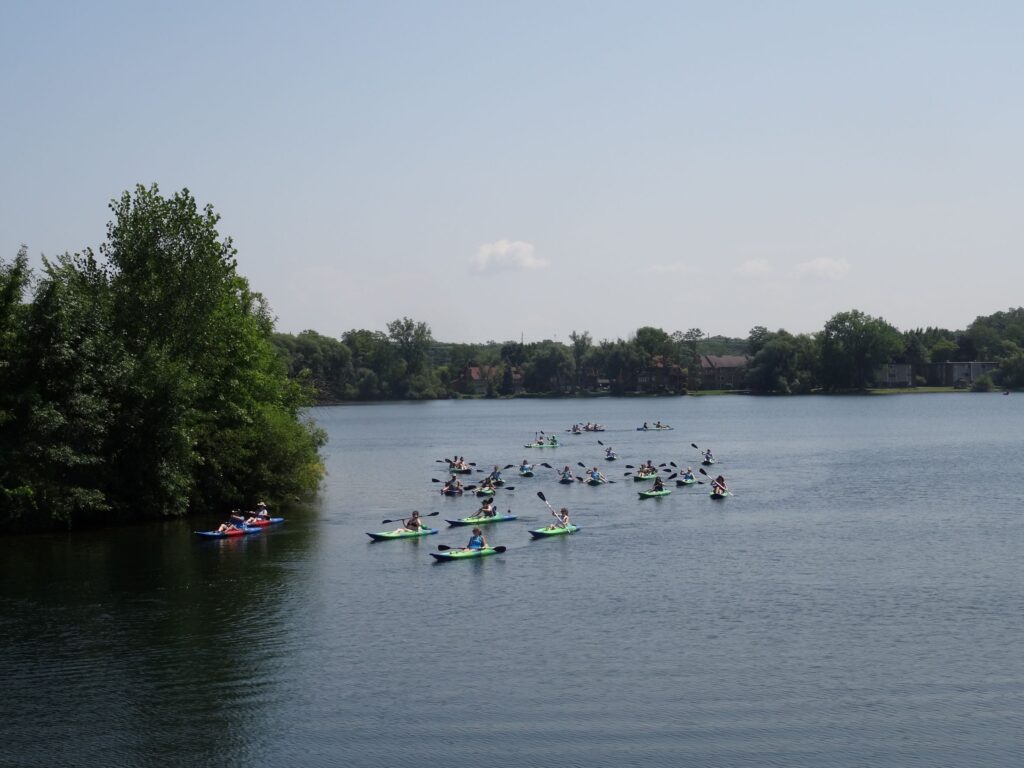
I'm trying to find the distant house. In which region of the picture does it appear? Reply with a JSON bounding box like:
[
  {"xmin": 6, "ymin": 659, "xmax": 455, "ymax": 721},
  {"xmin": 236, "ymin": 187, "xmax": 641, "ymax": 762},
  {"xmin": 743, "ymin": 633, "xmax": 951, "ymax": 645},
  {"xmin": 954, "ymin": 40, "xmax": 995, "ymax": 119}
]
[
  {"xmin": 699, "ymin": 355, "xmax": 749, "ymax": 390},
  {"xmin": 636, "ymin": 356, "xmax": 686, "ymax": 393},
  {"xmin": 454, "ymin": 364, "xmax": 522, "ymax": 395},
  {"xmin": 875, "ymin": 363, "xmax": 915, "ymax": 387},
  {"xmin": 919, "ymin": 361, "xmax": 997, "ymax": 388}
]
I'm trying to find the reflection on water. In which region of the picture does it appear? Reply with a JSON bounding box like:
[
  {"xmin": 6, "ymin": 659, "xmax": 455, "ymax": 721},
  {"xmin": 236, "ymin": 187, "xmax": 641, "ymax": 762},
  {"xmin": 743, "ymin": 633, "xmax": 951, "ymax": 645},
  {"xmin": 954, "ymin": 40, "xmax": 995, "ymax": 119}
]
[{"xmin": 2, "ymin": 394, "xmax": 1023, "ymax": 767}]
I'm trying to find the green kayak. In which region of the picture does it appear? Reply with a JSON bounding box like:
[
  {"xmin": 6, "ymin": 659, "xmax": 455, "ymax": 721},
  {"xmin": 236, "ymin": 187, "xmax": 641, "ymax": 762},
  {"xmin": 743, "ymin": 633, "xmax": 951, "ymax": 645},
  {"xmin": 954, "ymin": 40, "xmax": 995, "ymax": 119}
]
[
  {"xmin": 710, "ymin": 491, "xmax": 732, "ymax": 500},
  {"xmin": 638, "ymin": 489, "xmax": 672, "ymax": 498},
  {"xmin": 633, "ymin": 472, "xmax": 658, "ymax": 482},
  {"xmin": 676, "ymin": 478, "xmax": 697, "ymax": 486},
  {"xmin": 366, "ymin": 528, "xmax": 438, "ymax": 541},
  {"xmin": 519, "ymin": 470, "xmax": 534, "ymax": 477},
  {"xmin": 475, "ymin": 488, "xmax": 496, "ymax": 496},
  {"xmin": 446, "ymin": 514, "xmax": 518, "ymax": 526},
  {"xmin": 528, "ymin": 524, "xmax": 580, "ymax": 538},
  {"xmin": 523, "ymin": 443, "xmax": 558, "ymax": 448},
  {"xmin": 431, "ymin": 546, "xmax": 503, "ymax": 561}
]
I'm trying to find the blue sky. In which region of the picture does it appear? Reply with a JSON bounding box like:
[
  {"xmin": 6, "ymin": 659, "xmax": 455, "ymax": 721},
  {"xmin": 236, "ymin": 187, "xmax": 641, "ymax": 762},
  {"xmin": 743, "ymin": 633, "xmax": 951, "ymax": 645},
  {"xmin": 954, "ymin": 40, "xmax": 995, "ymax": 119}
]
[{"xmin": 2, "ymin": 1, "xmax": 1022, "ymax": 343}]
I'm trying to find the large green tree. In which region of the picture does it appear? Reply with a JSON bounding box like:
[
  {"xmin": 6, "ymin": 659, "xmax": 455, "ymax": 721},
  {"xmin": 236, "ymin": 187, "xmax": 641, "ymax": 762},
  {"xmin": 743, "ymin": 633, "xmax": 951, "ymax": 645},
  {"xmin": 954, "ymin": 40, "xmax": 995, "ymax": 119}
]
[{"xmin": 819, "ymin": 310, "xmax": 902, "ymax": 390}]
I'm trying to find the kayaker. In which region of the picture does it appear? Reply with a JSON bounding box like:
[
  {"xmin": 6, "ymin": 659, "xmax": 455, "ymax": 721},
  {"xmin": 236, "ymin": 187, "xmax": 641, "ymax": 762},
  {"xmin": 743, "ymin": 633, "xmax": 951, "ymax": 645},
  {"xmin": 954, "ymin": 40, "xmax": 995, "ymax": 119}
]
[
  {"xmin": 520, "ymin": 459, "xmax": 532, "ymax": 473},
  {"xmin": 711, "ymin": 475, "xmax": 728, "ymax": 496},
  {"xmin": 477, "ymin": 499, "xmax": 496, "ymax": 517},
  {"xmin": 228, "ymin": 510, "xmax": 246, "ymax": 526},
  {"xmin": 642, "ymin": 459, "xmax": 656, "ymax": 473},
  {"xmin": 704, "ymin": 448, "xmax": 714, "ymax": 463},
  {"xmin": 488, "ymin": 465, "xmax": 503, "ymax": 483},
  {"xmin": 682, "ymin": 466, "xmax": 695, "ymax": 481},
  {"xmin": 605, "ymin": 446, "xmax": 616, "ymax": 459},
  {"xmin": 254, "ymin": 501, "xmax": 270, "ymax": 519},
  {"xmin": 217, "ymin": 521, "xmax": 241, "ymax": 533},
  {"xmin": 548, "ymin": 435, "xmax": 558, "ymax": 446},
  {"xmin": 480, "ymin": 476, "xmax": 496, "ymax": 491},
  {"xmin": 549, "ymin": 507, "xmax": 571, "ymax": 529},
  {"xmin": 589, "ymin": 467, "xmax": 606, "ymax": 483},
  {"xmin": 402, "ymin": 511, "xmax": 426, "ymax": 531},
  {"xmin": 652, "ymin": 476, "xmax": 665, "ymax": 492},
  {"xmin": 443, "ymin": 476, "xmax": 463, "ymax": 494},
  {"xmin": 654, "ymin": 420, "xmax": 663, "ymax": 428},
  {"xmin": 642, "ymin": 421, "xmax": 649, "ymax": 430},
  {"xmin": 466, "ymin": 527, "xmax": 489, "ymax": 550}
]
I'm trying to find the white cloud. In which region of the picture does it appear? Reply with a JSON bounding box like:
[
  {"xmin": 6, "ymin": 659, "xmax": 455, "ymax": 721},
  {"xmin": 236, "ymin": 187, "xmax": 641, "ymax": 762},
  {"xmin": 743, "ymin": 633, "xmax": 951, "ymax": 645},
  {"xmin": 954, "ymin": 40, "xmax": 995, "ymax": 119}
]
[
  {"xmin": 734, "ymin": 258, "xmax": 771, "ymax": 277},
  {"xmin": 471, "ymin": 240, "xmax": 547, "ymax": 272},
  {"xmin": 648, "ymin": 263, "xmax": 697, "ymax": 275},
  {"xmin": 796, "ymin": 257, "xmax": 850, "ymax": 280}
]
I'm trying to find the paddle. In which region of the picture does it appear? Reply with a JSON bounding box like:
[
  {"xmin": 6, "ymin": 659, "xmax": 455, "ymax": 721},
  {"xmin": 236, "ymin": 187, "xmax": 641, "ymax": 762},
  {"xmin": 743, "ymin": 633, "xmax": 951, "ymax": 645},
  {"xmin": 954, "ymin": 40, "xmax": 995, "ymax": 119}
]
[
  {"xmin": 437, "ymin": 544, "xmax": 507, "ymax": 553},
  {"xmin": 624, "ymin": 471, "xmax": 632, "ymax": 476},
  {"xmin": 624, "ymin": 464, "xmax": 635, "ymax": 469},
  {"xmin": 540, "ymin": 462, "xmax": 553, "ymax": 469},
  {"xmin": 503, "ymin": 464, "xmax": 515, "ymax": 469},
  {"xmin": 381, "ymin": 511, "xmax": 439, "ymax": 524}
]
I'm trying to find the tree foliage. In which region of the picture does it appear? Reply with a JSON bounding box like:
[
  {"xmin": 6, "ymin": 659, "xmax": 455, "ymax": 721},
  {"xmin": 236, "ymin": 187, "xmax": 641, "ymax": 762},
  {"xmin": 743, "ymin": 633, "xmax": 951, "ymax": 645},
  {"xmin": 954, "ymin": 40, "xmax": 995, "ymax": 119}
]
[{"xmin": 0, "ymin": 186, "xmax": 324, "ymax": 532}]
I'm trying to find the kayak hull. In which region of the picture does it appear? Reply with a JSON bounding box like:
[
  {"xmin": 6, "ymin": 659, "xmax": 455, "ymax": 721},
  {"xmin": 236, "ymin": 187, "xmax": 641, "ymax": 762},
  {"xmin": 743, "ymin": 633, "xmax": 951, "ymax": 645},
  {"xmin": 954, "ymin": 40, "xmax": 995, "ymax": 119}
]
[
  {"xmin": 446, "ymin": 515, "xmax": 518, "ymax": 527},
  {"xmin": 676, "ymin": 479, "xmax": 697, "ymax": 486},
  {"xmin": 366, "ymin": 528, "xmax": 439, "ymax": 541},
  {"xmin": 519, "ymin": 470, "xmax": 534, "ymax": 478},
  {"xmin": 475, "ymin": 489, "xmax": 495, "ymax": 496},
  {"xmin": 633, "ymin": 473, "xmax": 658, "ymax": 482},
  {"xmin": 242, "ymin": 517, "xmax": 285, "ymax": 527},
  {"xmin": 639, "ymin": 489, "xmax": 672, "ymax": 498},
  {"xmin": 431, "ymin": 547, "xmax": 501, "ymax": 561},
  {"xmin": 710, "ymin": 492, "xmax": 731, "ymax": 500},
  {"xmin": 559, "ymin": 478, "xmax": 574, "ymax": 484},
  {"xmin": 523, "ymin": 443, "xmax": 558, "ymax": 448},
  {"xmin": 637, "ymin": 427, "xmax": 673, "ymax": 431},
  {"xmin": 195, "ymin": 528, "xmax": 260, "ymax": 538},
  {"xmin": 528, "ymin": 524, "xmax": 580, "ymax": 538}
]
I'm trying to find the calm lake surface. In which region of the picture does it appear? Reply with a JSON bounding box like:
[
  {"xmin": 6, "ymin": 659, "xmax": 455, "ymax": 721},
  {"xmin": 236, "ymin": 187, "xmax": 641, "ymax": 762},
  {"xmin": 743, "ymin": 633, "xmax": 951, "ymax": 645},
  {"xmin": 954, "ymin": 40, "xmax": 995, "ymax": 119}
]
[{"xmin": 2, "ymin": 394, "xmax": 1022, "ymax": 767}]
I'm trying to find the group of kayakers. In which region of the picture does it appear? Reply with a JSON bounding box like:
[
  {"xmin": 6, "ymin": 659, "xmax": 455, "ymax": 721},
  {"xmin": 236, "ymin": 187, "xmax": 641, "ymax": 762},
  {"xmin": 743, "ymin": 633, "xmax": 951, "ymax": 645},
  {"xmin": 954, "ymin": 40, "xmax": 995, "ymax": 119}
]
[
  {"xmin": 639, "ymin": 421, "xmax": 671, "ymax": 430},
  {"xmin": 568, "ymin": 422, "xmax": 604, "ymax": 433},
  {"xmin": 216, "ymin": 501, "xmax": 271, "ymax": 533}
]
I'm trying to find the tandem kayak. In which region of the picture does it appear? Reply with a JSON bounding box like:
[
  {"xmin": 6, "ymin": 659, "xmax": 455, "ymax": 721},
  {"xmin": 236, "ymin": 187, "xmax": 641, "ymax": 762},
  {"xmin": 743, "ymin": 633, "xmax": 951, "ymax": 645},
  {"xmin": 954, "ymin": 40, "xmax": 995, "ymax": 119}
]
[
  {"xmin": 638, "ymin": 489, "xmax": 672, "ymax": 498},
  {"xmin": 475, "ymin": 488, "xmax": 496, "ymax": 497},
  {"xmin": 430, "ymin": 546, "xmax": 503, "ymax": 561},
  {"xmin": 637, "ymin": 426, "xmax": 673, "ymax": 431},
  {"xmin": 366, "ymin": 528, "xmax": 439, "ymax": 541},
  {"xmin": 528, "ymin": 524, "xmax": 580, "ymax": 538},
  {"xmin": 446, "ymin": 514, "xmax": 518, "ymax": 526},
  {"xmin": 195, "ymin": 527, "xmax": 261, "ymax": 539},
  {"xmin": 523, "ymin": 443, "xmax": 558, "ymax": 448},
  {"xmin": 633, "ymin": 472, "xmax": 658, "ymax": 482},
  {"xmin": 449, "ymin": 467, "xmax": 473, "ymax": 474}
]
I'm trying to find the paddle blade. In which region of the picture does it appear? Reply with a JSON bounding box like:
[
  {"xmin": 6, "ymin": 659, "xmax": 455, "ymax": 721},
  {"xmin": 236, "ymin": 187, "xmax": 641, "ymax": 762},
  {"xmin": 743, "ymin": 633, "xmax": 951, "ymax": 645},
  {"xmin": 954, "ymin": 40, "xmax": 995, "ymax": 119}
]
[
  {"xmin": 699, "ymin": 467, "xmax": 710, "ymax": 476},
  {"xmin": 578, "ymin": 462, "xmax": 586, "ymax": 468},
  {"xmin": 597, "ymin": 440, "xmax": 604, "ymax": 445},
  {"xmin": 668, "ymin": 473, "xmax": 678, "ymax": 480},
  {"xmin": 431, "ymin": 478, "xmax": 441, "ymax": 483},
  {"xmin": 670, "ymin": 461, "xmax": 677, "ymax": 467},
  {"xmin": 624, "ymin": 471, "xmax": 632, "ymax": 476},
  {"xmin": 537, "ymin": 491, "xmax": 547, "ymax": 502},
  {"xmin": 691, "ymin": 443, "xmax": 699, "ymax": 450},
  {"xmin": 493, "ymin": 546, "xmax": 507, "ymax": 553},
  {"xmin": 464, "ymin": 485, "xmax": 477, "ymax": 491},
  {"xmin": 437, "ymin": 545, "xmax": 452, "ymax": 551},
  {"xmin": 426, "ymin": 511, "xmax": 439, "ymax": 517},
  {"xmin": 503, "ymin": 464, "xmax": 514, "ymax": 469},
  {"xmin": 540, "ymin": 463, "xmax": 553, "ymax": 468},
  {"xmin": 504, "ymin": 486, "xmax": 515, "ymax": 491},
  {"xmin": 624, "ymin": 464, "xmax": 635, "ymax": 469}
]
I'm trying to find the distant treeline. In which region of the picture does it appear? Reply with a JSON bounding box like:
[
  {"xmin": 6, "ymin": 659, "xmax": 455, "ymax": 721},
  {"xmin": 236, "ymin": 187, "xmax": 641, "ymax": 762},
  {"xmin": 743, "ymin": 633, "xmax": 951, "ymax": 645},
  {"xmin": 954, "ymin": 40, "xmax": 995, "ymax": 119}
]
[
  {"xmin": 271, "ymin": 308, "xmax": 1024, "ymax": 401},
  {"xmin": 0, "ymin": 186, "xmax": 325, "ymax": 533}
]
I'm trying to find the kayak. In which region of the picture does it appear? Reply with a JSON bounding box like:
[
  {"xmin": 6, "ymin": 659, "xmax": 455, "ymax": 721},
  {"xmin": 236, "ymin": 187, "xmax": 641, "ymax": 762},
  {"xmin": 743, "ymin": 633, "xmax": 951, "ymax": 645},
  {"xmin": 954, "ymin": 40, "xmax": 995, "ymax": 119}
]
[
  {"xmin": 366, "ymin": 528, "xmax": 439, "ymax": 541},
  {"xmin": 676, "ymin": 478, "xmax": 697, "ymax": 486},
  {"xmin": 528, "ymin": 524, "xmax": 580, "ymax": 538},
  {"xmin": 523, "ymin": 443, "xmax": 558, "ymax": 448},
  {"xmin": 241, "ymin": 517, "xmax": 285, "ymax": 527},
  {"xmin": 195, "ymin": 527, "xmax": 261, "ymax": 538},
  {"xmin": 519, "ymin": 470, "xmax": 535, "ymax": 477},
  {"xmin": 638, "ymin": 489, "xmax": 672, "ymax": 498},
  {"xmin": 633, "ymin": 472, "xmax": 658, "ymax": 482},
  {"xmin": 586, "ymin": 478, "xmax": 606, "ymax": 486},
  {"xmin": 605, "ymin": 455, "xmax": 618, "ymax": 461},
  {"xmin": 637, "ymin": 426, "xmax": 673, "ymax": 431},
  {"xmin": 449, "ymin": 467, "xmax": 473, "ymax": 474},
  {"xmin": 701, "ymin": 459, "xmax": 717, "ymax": 466},
  {"xmin": 430, "ymin": 547, "xmax": 502, "ymax": 561},
  {"xmin": 475, "ymin": 488, "xmax": 496, "ymax": 497},
  {"xmin": 446, "ymin": 514, "xmax": 517, "ymax": 526},
  {"xmin": 710, "ymin": 491, "xmax": 731, "ymax": 500},
  {"xmin": 441, "ymin": 488, "xmax": 464, "ymax": 496}
]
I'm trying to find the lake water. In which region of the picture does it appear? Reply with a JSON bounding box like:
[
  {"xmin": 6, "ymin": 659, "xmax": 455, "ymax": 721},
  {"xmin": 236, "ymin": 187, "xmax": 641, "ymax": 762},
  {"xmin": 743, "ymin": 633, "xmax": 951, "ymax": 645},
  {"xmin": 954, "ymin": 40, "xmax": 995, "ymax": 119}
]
[{"xmin": 2, "ymin": 394, "xmax": 1022, "ymax": 767}]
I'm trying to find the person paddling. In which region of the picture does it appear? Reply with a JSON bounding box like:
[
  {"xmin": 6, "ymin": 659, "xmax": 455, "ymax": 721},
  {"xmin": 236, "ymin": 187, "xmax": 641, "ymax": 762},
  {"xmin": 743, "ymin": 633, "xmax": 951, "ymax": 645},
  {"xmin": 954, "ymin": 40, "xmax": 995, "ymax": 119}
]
[
  {"xmin": 401, "ymin": 511, "xmax": 426, "ymax": 532},
  {"xmin": 546, "ymin": 506, "xmax": 571, "ymax": 530},
  {"xmin": 561, "ymin": 465, "xmax": 574, "ymax": 482},
  {"xmin": 477, "ymin": 499, "xmax": 496, "ymax": 518},
  {"xmin": 466, "ymin": 527, "xmax": 489, "ymax": 550},
  {"xmin": 711, "ymin": 475, "xmax": 728, "ymax": 496},
  {"xmin": 681, "ymin": 466, "xmax": 695, "ymax": 482}
]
